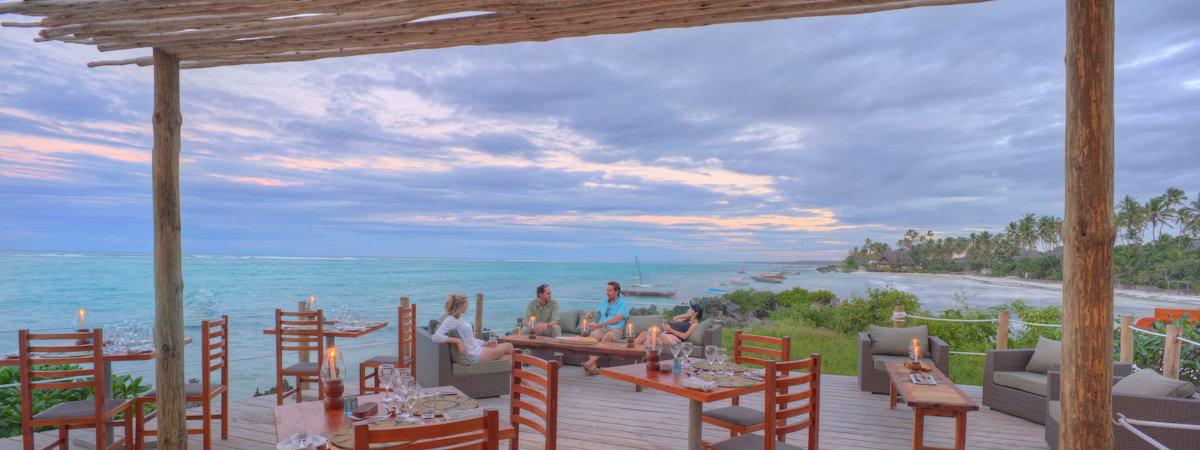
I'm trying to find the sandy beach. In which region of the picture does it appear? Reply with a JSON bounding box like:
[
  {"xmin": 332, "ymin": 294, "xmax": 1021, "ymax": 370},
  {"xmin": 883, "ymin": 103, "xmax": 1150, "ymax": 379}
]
[{"xmin": 930, "ymin": 273, "xmax": 1200, "ymax": 310}]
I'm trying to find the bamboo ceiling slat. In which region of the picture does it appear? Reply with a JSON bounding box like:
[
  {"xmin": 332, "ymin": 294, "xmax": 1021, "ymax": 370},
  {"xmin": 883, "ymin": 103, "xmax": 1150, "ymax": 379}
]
[{"xmin": 0, "ymin": 0, "xmax": 989, "ymax": 69}]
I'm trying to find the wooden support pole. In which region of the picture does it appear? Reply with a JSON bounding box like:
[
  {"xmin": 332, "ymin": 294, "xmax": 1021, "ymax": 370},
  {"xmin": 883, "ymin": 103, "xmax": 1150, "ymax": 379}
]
[
  {"xmin": 400, "ymin": 296, "xmax": 410, "ymax": 361},
  {"xmin": 996, "ymin": 310, "xmax": 1010, "ymax": 350},
  {"xmin": 892, "ymin": 306, "xmax": 904, "ymax": 328},
  {"xmin": 475, "ymin": 293, "xmax": 484, "ymax": 338},
  {"xmin": 297, "ymin": 299, "xmax": 310, "ymax": 395},
  {"xmin": 1163, "ymin": 324, "xmax": 1182, "ymax": 379},
  {"xmin": 1061, "ymin": 0, "xmax": 1115, "ymax": 448},
  {"xmin": 1118, "ymin": 316, "xmax": 1133, "ymax": 363},
  {"xmin": 151, "ymin": 47, "xmax": 186, "ymax": 450}
]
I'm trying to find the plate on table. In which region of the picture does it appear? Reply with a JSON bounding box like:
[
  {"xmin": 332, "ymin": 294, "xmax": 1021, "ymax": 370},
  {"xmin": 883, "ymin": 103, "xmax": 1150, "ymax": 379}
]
[
  {"xmin": 691, "ymin": 360, "xmax": 749, "ymax": 372},
  {"xmin": 555, "ymin": 336, "xmax": 598, "ymax": 346},
  {"xmin": 695, "ymin": 373, "xmax": 758, "ymax": 388}
]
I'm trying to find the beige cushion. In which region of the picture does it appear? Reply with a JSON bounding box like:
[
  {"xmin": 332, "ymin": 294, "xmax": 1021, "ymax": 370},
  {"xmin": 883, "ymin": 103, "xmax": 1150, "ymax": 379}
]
[
  {"xmin": 710, "ymin": 433, "xmax": 804, "ymax": 450},
  {"xmin": 559, "ymin": 310, "xmax": 581, "ymax": 335},
  {"xmin": 702, "ymin": 405, "xmax": 764, "ymax": 427},
  {"xmin": 1024, "ymin": 337, "xmax": 1061, "ymax": 374},
  {"xmin": 992, "ymin": 370, "xmax": 1049, "ymax": 397},
  {"xmin": 444, "ymin": 329, "xmax": 471, "ymax": 365},
  {"xmin": 282, "ymin": 361, "xmax": 319, "ymax": 374},
  {"xmin": 872, "ymin": 355, "xmax": 936, "ymax": 372},
  {"xmin": 628, "ymin": 315, "xmax": 659, "ymax": 336},
  {"xmin": 33, "ymin": 399, "xmax": 129, "ymax": 421},
  {"xmin": 867, "ymin": 325, "xmax": 928, "ymax": 356},
  {"xmin": 1047, "ymin": 400, "xmax": 1060, "ymax": 423},
  {"xmin": 451, "ymin": 359, "xmax": 511, "ymax": 376},
  {"xmin": 688, "ymin": 319, "xmax": 716, "ymax": 346},
  {"xmin": 1113, "ymin": 369, "xmax": 1198, "ymax": 398}
]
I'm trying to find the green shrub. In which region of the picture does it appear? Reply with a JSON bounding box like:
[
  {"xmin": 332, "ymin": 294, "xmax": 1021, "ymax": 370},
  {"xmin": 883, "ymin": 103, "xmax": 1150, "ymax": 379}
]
[
  {"xmin": 724, "ymin": 289, "xmax": 778, "ymax": 314},
  {"xmin": 776, "ymin": 288, "xmax": 812, "ymax": 308},
  {"xmin": 827, "ymin": 288, "xmax": 921, "ymax": 334},
  {"xmin": 0, "ymin": 366, "xmax": 152, "ymax": 438}
]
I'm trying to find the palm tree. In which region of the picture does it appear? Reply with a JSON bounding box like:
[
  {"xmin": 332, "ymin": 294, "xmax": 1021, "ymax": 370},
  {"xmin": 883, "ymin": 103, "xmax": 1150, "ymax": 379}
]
[
  {"xmin": 1145, "ymin": 196, "xmax": 1176, "ymax": 240},
  {"xmin": 1117, "ymin": 195, "xmax": 1146, "ymax": 244},
  {"xmin": 1017, "ymin": 213, "xmax": 1038, "ymax": 252},
  {"xmin": 1163, "ymin": 187, "xmax": 1187, "ymax": 233},
  {"xmin": 1037, "ymin": 215, "xmax": 1062, "ymax": 252}
]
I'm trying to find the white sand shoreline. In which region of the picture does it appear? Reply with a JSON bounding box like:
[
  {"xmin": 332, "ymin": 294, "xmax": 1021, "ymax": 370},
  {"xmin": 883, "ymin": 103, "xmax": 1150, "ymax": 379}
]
[{"xmin": 923, "ymin": 272, "xmax": 1200, "ymax": 309}]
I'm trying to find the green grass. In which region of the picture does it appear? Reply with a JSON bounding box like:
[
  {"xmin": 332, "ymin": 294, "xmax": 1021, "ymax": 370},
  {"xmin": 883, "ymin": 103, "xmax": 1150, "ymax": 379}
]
[{"xmin": 720, "ymin": 323, "xmax": 987, "ymax": 386}]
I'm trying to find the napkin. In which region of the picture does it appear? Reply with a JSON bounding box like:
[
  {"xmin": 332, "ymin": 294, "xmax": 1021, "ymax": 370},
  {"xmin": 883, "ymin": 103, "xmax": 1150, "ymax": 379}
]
[{"xmin": 682, "ymin": 376, "xmax": 717, "ymax": 392}]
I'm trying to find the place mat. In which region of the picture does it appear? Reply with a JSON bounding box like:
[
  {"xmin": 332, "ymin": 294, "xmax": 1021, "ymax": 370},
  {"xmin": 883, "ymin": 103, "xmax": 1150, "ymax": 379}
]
[
  {"xmin": 328, "ymin": 395, "xmax": 480, "ymax": 449},
  {"xmin": 554, "ymin": 336, "xmax": 598, "ymax": 346},
  {"xmin": 695, "ymin": 373, "xmax": 758, "ymax": 388},
  {"xmin": 691, "ymin": 360, "xmax": 748, "ymax": 372}
]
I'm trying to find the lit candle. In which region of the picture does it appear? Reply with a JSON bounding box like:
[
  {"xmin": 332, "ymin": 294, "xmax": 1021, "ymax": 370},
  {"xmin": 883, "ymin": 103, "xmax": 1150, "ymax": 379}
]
[
  {"xmin": 307, "ymin": 295, "xmax": 316, "ymax": 308},
  {"xmin": 626, "ymin": 322, "xmax": 634, "ymax": 338},
  {"xmin": 911, "ymin": 338, "xmax": 920, "ymax": 361},
  {"xmin": 650, "ymin": 325, "xmax": 659, "ymax": 349},
  {"xmin": 580, "ymin": 318, "xmax": 589, "ymax": 332},
  {"xmin": 529, "ymin": 315, "xmax": 537, "ymax": 331},
  {"xmin": 75, "ymin": 308, "xmax": 88, "ymax": 329},
  {"xmin": 327, "ymin": 347, "xmax": 339, "ymax": 380}
]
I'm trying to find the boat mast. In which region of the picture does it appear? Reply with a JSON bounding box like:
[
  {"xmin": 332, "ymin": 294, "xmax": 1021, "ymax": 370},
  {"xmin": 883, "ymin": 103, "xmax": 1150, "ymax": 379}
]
[{"xmin": 635, "ymin": 255, "xmax": 645, "ymax": 285}]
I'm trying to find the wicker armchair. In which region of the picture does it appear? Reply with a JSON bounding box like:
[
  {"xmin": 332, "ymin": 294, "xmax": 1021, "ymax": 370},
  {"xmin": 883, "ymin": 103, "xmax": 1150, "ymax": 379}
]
[
  {"xmin": 414, "ymin": 325, "xmax": 511, "ymax": 398},
  {"xmin": 1045, "ymin": 370, "xmax": 1200, "ymax": 449},
  {"xmin": 857, "ymin": 332, "xmax": 949, "ymax": 394},
  {"xmin": 983, "ymin": 349, "xmax": 1133, "ymax": 424}
]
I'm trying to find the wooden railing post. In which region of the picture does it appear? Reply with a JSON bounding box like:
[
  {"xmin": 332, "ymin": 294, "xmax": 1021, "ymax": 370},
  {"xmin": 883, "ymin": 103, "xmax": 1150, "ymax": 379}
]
[
  {"xmin": 1118, "ymin": 316, "xmax": 1133, "ymax": 363},
  {"xmin": 400, "ymin": 296, "xmax": 410, "ymax": 361},
  {"xmin": 296, "ymin": 299, "xmax": 310, "ymax": 395},
  {"xmin": 475, "ymin": 293, "xmax": 484, "ymax": 338},
  {"xmin": 1163, "ymin": 324, "xmax": 1182, "ymax": 379},
  {"xmin": 892, "ymin": 306, "xmax": 904, "ymax": 328},
  {"xmin": 996, "ymin": 310, "xmax": 1010, "ymax": 350}
]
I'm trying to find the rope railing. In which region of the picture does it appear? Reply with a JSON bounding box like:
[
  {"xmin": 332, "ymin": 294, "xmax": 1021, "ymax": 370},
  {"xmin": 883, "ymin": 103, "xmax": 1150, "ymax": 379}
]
[{"xmin": 1114, "ymin": 413, "xmax": 1200, "ymax": 450}]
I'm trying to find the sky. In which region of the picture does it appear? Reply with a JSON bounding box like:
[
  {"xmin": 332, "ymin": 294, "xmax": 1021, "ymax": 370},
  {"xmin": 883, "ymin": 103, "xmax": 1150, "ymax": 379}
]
[{"xmin": 1, "ymin": 1, "xmax": 1198, "ymax": 262}]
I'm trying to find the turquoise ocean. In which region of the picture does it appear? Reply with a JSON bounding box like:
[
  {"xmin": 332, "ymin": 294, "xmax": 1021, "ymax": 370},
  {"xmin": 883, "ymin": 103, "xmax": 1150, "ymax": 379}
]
[{"xmin": 0, "ymin": 252, "xmax": 1182, "ymax": 396}]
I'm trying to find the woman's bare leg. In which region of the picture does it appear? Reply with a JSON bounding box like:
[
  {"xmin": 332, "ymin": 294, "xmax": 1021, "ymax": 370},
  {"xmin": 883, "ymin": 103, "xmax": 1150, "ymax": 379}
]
[{"xmin": 479, "ymin": 342, "xmax": 513, "ymax": 362}]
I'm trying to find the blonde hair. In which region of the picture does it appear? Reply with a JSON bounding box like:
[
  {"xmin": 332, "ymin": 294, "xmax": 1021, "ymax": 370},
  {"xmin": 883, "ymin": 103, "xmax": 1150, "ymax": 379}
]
[{"xmin": 444, "ymin": 293, "xmax": 469, "ymax": 318}]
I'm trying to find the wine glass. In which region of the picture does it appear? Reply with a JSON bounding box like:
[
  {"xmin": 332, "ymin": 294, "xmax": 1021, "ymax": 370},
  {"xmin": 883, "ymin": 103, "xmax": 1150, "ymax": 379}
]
[
  {"xmin": 715, "ymin": 347, "xmax": 729, "ymax": 375},
  {"xmin": 379, "ymin": 364, "xmax": 396, "ymax": 402},
  {"xmin": 703, "ymin": 345, "xmax": 717, "ymax": 372},
  {"xmin": 680, "ymin": 342, "xmax": 694, "ymax": 366}
]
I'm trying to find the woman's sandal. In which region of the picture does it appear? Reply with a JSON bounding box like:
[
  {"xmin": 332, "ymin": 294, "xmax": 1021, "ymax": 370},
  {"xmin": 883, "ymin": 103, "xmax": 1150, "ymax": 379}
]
[{"xmin": 583, "ymin": 361, "xmax": 601, "ymax": 376}]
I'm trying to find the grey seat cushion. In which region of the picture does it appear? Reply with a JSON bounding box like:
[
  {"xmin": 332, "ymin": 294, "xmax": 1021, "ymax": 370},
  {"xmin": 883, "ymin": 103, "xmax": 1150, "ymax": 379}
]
[
  {"xmin": 559, "ymin": 310, "xmax": 581, "ymax": 335},
  {"xmin": 711, "ymin": 433, "xmax": 804, "ymax": 450},
  {"xmin": 1025, "ymin": 337, "xmax": 1061, "ymax": 374},
  {"xmin": 702, "ymin": 405, "xmax": 764, "ymax": 427},
  {"xmin": 871, "ymin": 355, "xmax": 935, "ymax": 372},
  {"xmin": 867, "ymin": 325, "xmax": 928, "ymax": 356},
  {"xmin": 1113, "ymin": 369, "xmax": 1198, "ymax": 398},
  {"xmin": 33, "ymin": 399, "xmax": 128, "ymax": 421},
  {"xmin": 627, "ymin": 315, "xmax": 659, "ymax": 337},
  {"xmin": 282, "ymin": 361, "xmax": 319, "ymax": 374},
  {"xmin": 145, "ymin": 382, "xmax": 222, "ymax": 398},
  {"xmin": 361, "ymin": 355, "xmax": 399, "ymax": 366},
  {"xmin": 451, "ymin": 359, "xmax": 511, "ymax": 376},
  {"xmin": 688, "ymin": 319, "xmax": 716, "ymax": 346},
  {"xmin": 992, "ymin": 370, "xmax": 1048, "ymax": 397},
  {"xmin": 1047, "ymin": 400, "xmax": 1061, "ymax": 424}
]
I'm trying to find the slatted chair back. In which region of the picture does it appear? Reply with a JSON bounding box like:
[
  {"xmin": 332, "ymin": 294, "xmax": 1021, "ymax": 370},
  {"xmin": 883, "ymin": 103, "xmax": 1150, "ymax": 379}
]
[
  {"xmin": 398, "ymin": 304, "xmax": 416, "ymax": 372},
  {"xmin": 354, "ymin": 409, "xmax": 501, "ymax": 450},
  {"xmin": 733, "ymin": 331, "xmax": 791, "ymax": 368},
  {"xmin": 509, "ymin": 350, "xmax": 560, "ymax": 450},
  {"xmin": 201, "ymin": 315, "xmax": 230, "ymax": 397},
  {"xmin": 18, "ymin": 329, "xmax": 108, "ymax": 445},
  {"xmin": 763, "ymin": 354, "xmax": 821, "ymax": 450},
  {"xmin": 274, "ymin": 309, "xmax": 325, "ymax": 374}
]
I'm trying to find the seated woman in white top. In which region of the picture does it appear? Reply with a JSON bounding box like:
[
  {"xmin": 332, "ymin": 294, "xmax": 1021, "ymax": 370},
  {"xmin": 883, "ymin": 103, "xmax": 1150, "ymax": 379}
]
[{"xmin": 431, "ymin": 293, "xmax": 514, "ymax": 363}]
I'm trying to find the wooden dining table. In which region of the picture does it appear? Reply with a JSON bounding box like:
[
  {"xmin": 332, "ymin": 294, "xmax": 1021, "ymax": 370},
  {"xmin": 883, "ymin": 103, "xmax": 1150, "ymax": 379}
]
[
  {"xmin": 262, "ymin": 321, "xmax": 388, "ymax": 347},
  {"xmin": 1, "ymin": 337, "xmax": 193, "ymax": 443},
  {"xmin": 273, "ymin": 385, "xmax": 515, "ymax": 449},
  {"xmin": 601, "ymin": 362, "xmax": 765, "ymax": 450}
]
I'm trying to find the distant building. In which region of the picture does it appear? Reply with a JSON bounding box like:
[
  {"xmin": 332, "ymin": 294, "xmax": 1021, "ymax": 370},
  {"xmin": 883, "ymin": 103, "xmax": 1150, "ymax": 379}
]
[{"xmin": 875, "ymin": 251, "xmax": 914, "ymax": 271}]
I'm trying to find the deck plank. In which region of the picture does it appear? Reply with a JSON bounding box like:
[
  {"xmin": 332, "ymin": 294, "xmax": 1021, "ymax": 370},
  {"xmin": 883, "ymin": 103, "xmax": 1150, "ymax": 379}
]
[{"xmin": 1, "ymin": 373, "xmax": 1047, "ymax": 449}]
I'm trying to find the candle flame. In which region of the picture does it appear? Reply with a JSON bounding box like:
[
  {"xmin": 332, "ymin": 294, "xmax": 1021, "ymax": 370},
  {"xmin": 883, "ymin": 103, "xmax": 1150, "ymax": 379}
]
[{"xmin": 307, "ymin": 295, "xmax": 316, "ymax": 305}]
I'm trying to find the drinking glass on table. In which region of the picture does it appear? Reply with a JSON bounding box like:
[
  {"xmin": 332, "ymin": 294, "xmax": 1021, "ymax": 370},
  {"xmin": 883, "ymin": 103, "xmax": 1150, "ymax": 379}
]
[
  {"xmin": 715, "ymin": 347, "xmax": 728, "ymax": 375},
  {"xmin": 703, "ymin": 345, "xmax": 717, "ymax": 372},
  {"xmin": 419, "ymin": 391, "xmax": 435, "ymax": 420},
  {"xmin": 379, "ymin": 364, "xmax": 396, "ymax": 402},
  {"xmin": 679, "ymin": 342, "xmax": 694, "ymax": 366}
]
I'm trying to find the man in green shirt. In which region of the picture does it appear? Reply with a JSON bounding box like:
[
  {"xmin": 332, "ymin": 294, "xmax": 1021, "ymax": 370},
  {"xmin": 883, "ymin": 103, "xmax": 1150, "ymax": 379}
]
[{"xmin": 524, "ymin": 283, "xmax": 560, "ymax": 336}]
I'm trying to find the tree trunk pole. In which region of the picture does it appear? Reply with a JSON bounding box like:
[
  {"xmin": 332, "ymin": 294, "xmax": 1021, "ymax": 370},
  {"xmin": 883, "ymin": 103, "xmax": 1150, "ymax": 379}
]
[
  {"xmin": 152, "ymin": 47, "xmax": 186, "ymax": 450},
  {"xmin": 1062, "ymin": 0, "xmax": 1115, "ymax": 448},
  {"xmin": 475, "ymin": 293, "xmax": 484, "ymax": 338},
  {"xmin": 400, "ymin": 296, "xmax": 410, "ymax": 361},
  {"xmin": 996, "ymin": 310, "xmax": 1010, "ymax": 350},
  {"xmin": 1118, "ymin": 316, "xmax": 1132, "ymax": 363},
  {"xmin": 1163, "ymin": 324, "xmax": 1182, "ymax": 379},
  {"xmin": 297, "ymin": 300, "xmax": 310, "ymax": 395},
  {"xmin": 892, "ymin": 306, "xmax": 904, "ymax": 328}
]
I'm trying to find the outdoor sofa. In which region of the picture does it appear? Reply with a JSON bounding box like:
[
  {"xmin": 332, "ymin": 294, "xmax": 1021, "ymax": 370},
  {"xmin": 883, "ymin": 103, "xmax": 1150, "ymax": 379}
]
[
  {"xmin": 414, "ymin": 322, "xmax": 511, "ymax": 398},
  {"xmin": 1045, "ymin": 368, "xmax": 1199, "ymax": 449},
  {"xmin": 983, "ymin": 337, "xmax": 1133, "ymax": 424},
  {"xmin": 857, "ymin": 324, "xmax": 949, "ymax": 394}
]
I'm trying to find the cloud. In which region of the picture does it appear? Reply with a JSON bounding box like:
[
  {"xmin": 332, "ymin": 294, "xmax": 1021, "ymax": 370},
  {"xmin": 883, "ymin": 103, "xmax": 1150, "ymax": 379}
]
[
  {"xmin": 0, "ymin": 133, "xmax": 149, "ymax": 164},
  {"xmin": 359, "ymin": 209, "xmax": 849, "ymax": 232},
  {"xmin": 206, "ymin": 173, "xmax": 302, "ymax": 187}
]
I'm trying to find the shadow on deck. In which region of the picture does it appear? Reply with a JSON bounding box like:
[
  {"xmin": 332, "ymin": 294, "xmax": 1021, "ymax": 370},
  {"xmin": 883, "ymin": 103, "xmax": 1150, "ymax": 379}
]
[{"xmin": 2, "ymin": 372, "xmax": 1047, "ymax": 449}]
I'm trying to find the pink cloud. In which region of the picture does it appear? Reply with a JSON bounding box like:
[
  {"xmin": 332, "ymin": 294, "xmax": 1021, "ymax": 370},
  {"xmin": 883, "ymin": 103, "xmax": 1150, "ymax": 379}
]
[
  {"xmin": 0, "ymin": 133, "xmax": 149, "ymax": 164},
  {"xmin": 206, "ymin": 173, "xmax": 302, "ymax": 187}
]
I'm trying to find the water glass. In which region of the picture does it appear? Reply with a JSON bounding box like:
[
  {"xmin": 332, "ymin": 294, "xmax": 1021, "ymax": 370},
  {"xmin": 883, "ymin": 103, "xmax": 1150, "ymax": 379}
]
[
  {"xmin": 419, "ymin": 391, "xmax": 435, "ymax": 420},
  {"xmin": 715, "ymin": 347, "xmax": 728, "ymax": 375},
  {"xmin": 703, "ymin": 345, "xmax": 717, "ymax": 371},
  {"xmin": 680, "ymin": 342, "xmax": 694, "ymax": 366},
  {"xmin": 379, "ymin": 364, "xmax": 396, "ymax": 401}
]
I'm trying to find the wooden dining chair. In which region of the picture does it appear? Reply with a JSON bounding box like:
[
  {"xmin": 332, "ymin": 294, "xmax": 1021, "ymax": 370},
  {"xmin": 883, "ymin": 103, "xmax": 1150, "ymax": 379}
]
[
  {"xmin": 274, "ymin": 308, "xmax": 325, "ymax": 405},
  {"xmin": 353, "ymin": 409, "xmax": 501, "ymax": 449},
  {"xmin": 707, "ymin": 354, "xmax": 821, "ymax": 450},
  {"xmin": 702, "ymin": 331, "xmax": 792, "ymax": 438},
  {"xmin": 509, "ymin": 350, "xmax": 560, "ymax": 450},
  {"xmin": 358, "ymin": 304, "xmax": 417, "ymax": 395},
  {"xmin": 18, "ymin": 328, "xmax": 134, "ymax": 450},
  {"xmin": 134, "ymin": 315, "xmax": 230, "ymax": 450}
]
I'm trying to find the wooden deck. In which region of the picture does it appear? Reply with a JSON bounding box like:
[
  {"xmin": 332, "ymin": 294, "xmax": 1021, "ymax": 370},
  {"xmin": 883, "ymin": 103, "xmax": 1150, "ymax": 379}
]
[{"xmin": 2, "ymin": 372, "xmax": 1047, "ymax": 449}]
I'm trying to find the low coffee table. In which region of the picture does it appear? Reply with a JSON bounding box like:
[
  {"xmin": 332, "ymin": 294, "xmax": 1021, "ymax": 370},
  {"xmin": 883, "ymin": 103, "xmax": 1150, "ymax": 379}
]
[
  {"xmin": 885, "ymin": 361, "xmax": 979, "ymax": 450},
  {"xmin": 500, "ymin": 334, "xmax": 648, "ymax": 361}
]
